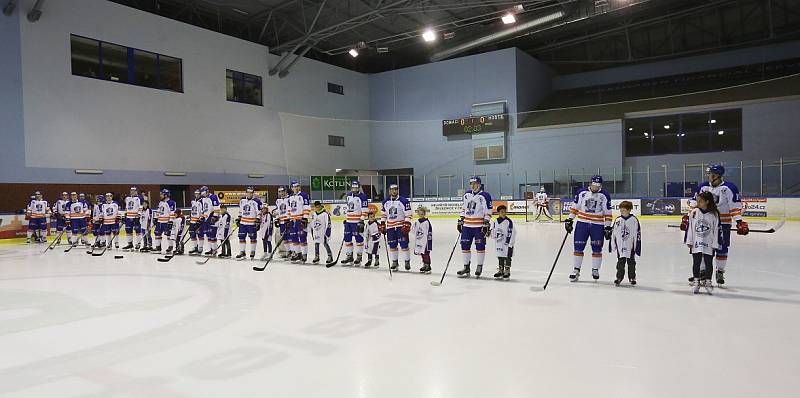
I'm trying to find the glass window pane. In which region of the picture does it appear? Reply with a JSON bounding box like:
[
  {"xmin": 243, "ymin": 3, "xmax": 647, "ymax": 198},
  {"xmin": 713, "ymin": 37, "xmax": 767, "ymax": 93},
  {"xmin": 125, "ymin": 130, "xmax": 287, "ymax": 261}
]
[
  {"xmin": 159, "ymin": 56, "xmax": 183, "ymax": 92},
  {"xmin": 133, "ymin": 49, "xmax": 158, "ymax": 88},
  {"xmin": 71, "ymin": 35, "xmax": 100, "ymax": 78},
  {"xmin": 681, "ymin": 131, "xmax": 710, "ymax": 153},
  {"xmin": 711, "ymin": 128, "xmax": 742, "ymax": 152},
  {"xmin": 226, "ymin": 76, "xmax": 236, "ymax": 101},
  {"xmin": 710, "ymin": 109, "xmax": 741, "ymax": 132},
  {"xmin": 243, "ymin": 78, "xmax": 262, "ymax": 106},
  {"xmin": 624, "ymin": 118, "xmax": 652, "ymax": 156},
  {"xmin": 681, "ymin": 112, "xmax": 710, "ymax": 133},
  {"xmin": 651, "ymin": 115, "xmax": 679, "ymax": 154},
  {"xmin": 101, "ymin": 42, "xmax": 129, "ymax": 83}
]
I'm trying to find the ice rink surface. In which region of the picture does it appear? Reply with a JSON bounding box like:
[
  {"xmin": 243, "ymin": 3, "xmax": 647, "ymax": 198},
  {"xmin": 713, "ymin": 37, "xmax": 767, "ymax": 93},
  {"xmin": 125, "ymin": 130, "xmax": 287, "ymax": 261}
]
[{"xmin": 1, "ymin": 218, "xmax": 799, "ymax": 398}]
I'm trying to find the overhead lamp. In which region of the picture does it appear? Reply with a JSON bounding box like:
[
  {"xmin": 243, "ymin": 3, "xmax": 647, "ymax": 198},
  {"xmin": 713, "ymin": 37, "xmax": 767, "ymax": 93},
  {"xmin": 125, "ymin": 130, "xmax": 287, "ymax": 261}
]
[
  {"xmin": 628, "ymin": 127, "xmax": 633, "ymax": 131},
  {"xmin": 248, "ymin": 174, "xmax": 265, "ymax": 179},
  {"xmin": 348, "ymin": 48, "xmax": 359, "ymax": 57},
  {"xmin": 718, "ymin": 130, "xmax": 725, "ymax": 135},
  {"xmin": 422, "ymin": 29, "xmax": 436, "ymax": 42},
  {"xmin": 377, "ymin": 47, "xmax": 389, "ymax": 53},
  {"xmin": 75, "ymin": 169, "xmax": 103, "ymax": 175},
  {"xmin": 663, "ymin": 124, "xmax": 670, "ymax": 129},
  {"xmin": 164, "ymin": 171, "xmax": 186, "ymax": 177},
  {"xmin": 644, "ymin": 133, "xmax": 649, "ymax": 137},
  {"xmin": 710, "ymin": 119, "xmax": 717, "ymax": 124},
  {"xmin": 501, "ymin": 13, "xmax": 516, "ymax": 24}
]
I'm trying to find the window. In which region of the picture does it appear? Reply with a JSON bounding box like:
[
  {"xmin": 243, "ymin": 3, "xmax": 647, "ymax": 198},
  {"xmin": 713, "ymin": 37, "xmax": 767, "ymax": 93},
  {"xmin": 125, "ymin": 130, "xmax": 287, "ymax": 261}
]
[
  {"xmin": 69, "ymin": 34, "xmax": 183, "ymax": 92},
  {"xmin": 624, "ymin": 108, "xmax": 742, "ymax": 156},
  {"xmin": 328, "ymin": 135, "xmax": 345, "ymax": 147},
  {"xmin": 327, "ymin": 82, "xmax": 344, "ymax": 95},
  {"xmin": 226, "ymin": 69, "xmax": 262, "ymax": 106}
]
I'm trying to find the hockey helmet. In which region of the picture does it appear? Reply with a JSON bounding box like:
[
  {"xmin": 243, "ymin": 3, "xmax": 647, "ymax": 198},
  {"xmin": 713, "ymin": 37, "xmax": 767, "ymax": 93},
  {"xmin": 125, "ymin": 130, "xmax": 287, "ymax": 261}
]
[
  {"xmin": 290, "ymin": 180, "xmax": 300, "ymax": 188},
  {"xmin": 590, "ymin": 175, "xmax": 604, "ymax": 185},
  {"xmin": 277, "ymin": 186, "xmax": 286, "ymax": 192},
  {"xmin": 389, "ymin": 183, "xmax": 399, "ymax": 190},
  {"xmin": 706, "ymin": 164, "xmax": 725, "ymax": 176},
  {"xmin": 96, "ymin": 194, "xmax": 104, "ymax": 202},
  {"xmin": 246, "ymin": 186, "xmax": 255, "ymax": 193},
  {"xmin": 351, "ymin": 180, "xmax": 361, "ymax": 189},
  {"xmin": 468, "ymin": 176, "xmax": 482, "ymax": 185},
  {"xmin": 160, "ymin": 188, "xmax": 170, "ymax": 197},
  {"xmin": 70, "ymin": 191, "xmax": 78, "ymax": 196},
  {"xmin": 130, "ymin": 186, "xmax": 138, "ymax": 192},
  {"xmin": 199, "ymin": 186, "xmax": 209, "ymax": 193}
]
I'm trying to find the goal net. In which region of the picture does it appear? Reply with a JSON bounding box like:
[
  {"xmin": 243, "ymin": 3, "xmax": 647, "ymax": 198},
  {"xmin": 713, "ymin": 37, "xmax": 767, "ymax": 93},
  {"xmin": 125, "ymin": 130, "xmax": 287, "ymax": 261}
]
[{"xmin": 525, "ymin": 197, "xmax": 563, "ymax": 223}]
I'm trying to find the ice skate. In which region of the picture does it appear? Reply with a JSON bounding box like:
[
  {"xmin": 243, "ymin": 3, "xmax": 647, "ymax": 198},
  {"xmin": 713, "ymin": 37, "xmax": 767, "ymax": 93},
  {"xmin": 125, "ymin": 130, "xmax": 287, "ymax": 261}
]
[
  {"xmin": 354, "ymin": 254, "xmax": 362, "ymax": 266},
  {"xmin": 153, "ymin": 245, "xmax": 162, "ymax": 254},
  {"xmin": 165, "ymin": 246, "xmax": 173, "ymax": 254},
  {"xmin": 629, "ymin": 278, "xmax": 637, "ymax": 286},
  {"xmin": 503, "ymin": 267, "xmax": 510, "ymax": 279},
  {"xmin": 390, "ymin": 261, "xmax": 399, "ymax": 271},
  {"xmin": 250, "ymin": 252, "xmax": 256, "ymax": 260},
  {"xmin": 703, "ymin": 279, "xmax": 714, "ymax": 294},
  {"xmin": 494, "ymin": 267, "xmax": 504, "ymax": 278},
  {"xmin": 456, "ymin": 263, "xmax": 470, "ymax": 277},
  {"xmin": 326, "ymin": 255, "xmax": 334, "ymax": 264},
  {"xmin": 569, "ymin": 268, "xmax": 580, "ymax": 282},
  {"xmin": 716, "ymin": 270, "xmax": 725, "ymax": 285},
  {"xmin": 614, "ymin": 279, "xmax": 622, "ymax": 286},
  {"xmin": 300, "ymin": 254, "xmax": 307, "ymax": 263},
  {"xmin": 203, "ymin": 250, "xmax": 214, "ymax": 256},
  {"xmin": 420, "ymin": 264, "xmax": 431, "ymax": 274},
  {"xmin": 475, "ymin": 264, "xmax": 483, "ymax": 277},
  {"xmin": 188, "ymin": 248, "xmax": 201, "ymax": 255},
  {"xmin": 591, "ymin": 268, "xmax": 600, "ymax": 280},
  {"xmin": 341, "ymin": 254, "xmax": 354, "ymax": 265},
  {"xmin": 693, "ymin": 279, "xmax": 702, "ymax": 294},
  {"xmin": 312, "ymin": 255, "xmax": 320, "ymax": 264},
  {"xmin": 364, "ymin": 257, "xmax": 373, "ymax": 267},
  {"xmin": 404, "ymin": 260, "xmax": 411, "ymax": 271},
  {"xmin": 236, "ymin": 252, "xmax": 247, "ymax": 260},
  {"xmin": 122, "ymin": 243, "xmax": 133, "ymax": 250}
]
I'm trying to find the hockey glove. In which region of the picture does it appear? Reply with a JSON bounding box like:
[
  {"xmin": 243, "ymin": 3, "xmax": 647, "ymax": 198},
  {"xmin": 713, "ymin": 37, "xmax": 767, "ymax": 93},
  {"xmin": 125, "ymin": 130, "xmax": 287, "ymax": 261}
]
[
  {"xmin": 235, "ymin": 217, "xmax": 241, "ymax": 227},
  {"xmin": 481, "ymin": 220, "xmax": 490, "ymax": 237},
  {"xmin": 564, "ymin": 218, "xmax": 574, "ymax": 233},
  {"xmin": 680, "ymin": 214, "xmax": 689, "ymax": 231},
  {"xmin": 736, "ymin": 220, "xmax": 749, "ymax": 236},
  {"xmin": 65, "ymin": 219, "xmax": 72, "ymax": 228},
  {"xmin": 274, "ymin": 220, "xmax": 280, "ymax": 228},
  {"xmin": 457, "ymin": 217, "xmax": 464, "ymax": 233},
  {"xmin": 357, "ymin": 220, "xmax": 365, "ymax": 234},
  {"xmin": 255, "ymin": 219, "xmax": 261, "ymax": 231},
  {"xmin": 210, "ymin": 215, "xmax": 219, "ymax": 225},
  {"xmin": 402, "ymin": 221, "xmax": 412, "ymax": 236},
  {"xmin": 301, "ymin": 218, "xmax": 308, "ymax": 229},
  {"xmin": 378, "ymin": 222, "xmax": 386, "ymax": 235},
  {"xmin": 604, "ymin": 226, "xmax": 613, "ymax": 240}
]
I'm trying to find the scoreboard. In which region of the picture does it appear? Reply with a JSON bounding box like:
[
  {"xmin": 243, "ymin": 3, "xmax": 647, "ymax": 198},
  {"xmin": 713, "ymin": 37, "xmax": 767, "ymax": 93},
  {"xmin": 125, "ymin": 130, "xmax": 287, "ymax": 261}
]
[{"xmin": 442, "ymin": 113, "xmax": 509, "ymax": 136}]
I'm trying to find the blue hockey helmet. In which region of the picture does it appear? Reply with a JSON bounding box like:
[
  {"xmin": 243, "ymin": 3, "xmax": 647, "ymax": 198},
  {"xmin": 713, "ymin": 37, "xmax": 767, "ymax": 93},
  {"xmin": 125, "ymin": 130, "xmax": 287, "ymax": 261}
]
[
  {"xmin": 193, "ymin": 189, "xmax": 201, "ymax": 196},
  {"xmin": 70, "ymin": 191, "xmax": 77, "ymax": 196},
  {"xmin": 706, "ymin": 164, "xmax": 725, "ymax": 176},
  {"xmin": 468, "ymin": 176, "xmax": 482, "ymax": 185},
  {"xmin": 290, "ymin": 180, "xmax": 300, "ymax": 188},
  {"xmin": 95, "ymin": 194, "xmax": 104, "ymax": 202},
  {"xmin": 245, "ymin": 186, "xmax": 255, "ymax": 193},
  {"xmin": 130, "ymin": 186, "xmax": 138, "ymax": 192},
  {"xmin": 590, "ymin": 175, "xmax": 604, "ymax": 185},
  {"xmin": 389, "ymin": 183, "xmax": 399, "ymax": 190},
  {"xmin": 160, "ymin": 188, "xmax": 170, "ymax": 197},
  {"xmin": 351, "ymin": 180, "xmax": 361, "ymax": 189},
  {"xmin": 199, "ymin": 186, "xmax": 209, "ymax": 193},
  {"xmin": 277, "ymin": 186, "xmax": 286, "ymax": 192}
]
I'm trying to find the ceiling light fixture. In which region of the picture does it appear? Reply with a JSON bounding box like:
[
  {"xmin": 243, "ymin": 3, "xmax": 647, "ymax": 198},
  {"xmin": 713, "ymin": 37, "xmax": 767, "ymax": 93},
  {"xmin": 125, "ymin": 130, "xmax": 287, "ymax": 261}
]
[
  {"xmin": 718, "ymin": 130, "xmax": 725, "ymax": 135},
  {"xmin": 501, "ymin": 13, "xmax": 516, "ymax": 24},
  {"xmin": 348, "ymin": 48, "xmax": 359, "ymax": 57},
  {"xmin": 422, "ymin": 29, "xmax": 437, "ymax": 42},
  {"xmin": 232, "ymin": 8, "xmax": 249, "ymax": 16}
]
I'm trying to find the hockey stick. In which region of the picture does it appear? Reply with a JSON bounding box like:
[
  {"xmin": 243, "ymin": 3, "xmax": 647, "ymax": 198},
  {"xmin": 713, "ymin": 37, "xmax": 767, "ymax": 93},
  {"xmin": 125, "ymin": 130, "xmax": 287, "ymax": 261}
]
[
  {"xmin": 536, "ymin": 230, "xmax": 571, "ymax": 292},
  {"xmin": 157, "ymin": 223, "xmax": 195, "ymax": 263},
  {"xmin": 430, "ymin": 233, "xmax": 461, "ymax": 287},
  {"xmin": 91, "ymin": 231, "xmax": 119, "ymax": 257},
  {"xmin": 253, "ymin": 229, "xmax": 288, "ymax": 271},
  {"xmin": 41, "ymin": 229, "xmax": 66, "ymax": 254},
  {"xmin": 195, "ymin": 226, "xmax": 238, "ymax": 265},
  {"xmin": 383, "ymin": 233, "xmax": 392, "ymax": 279},
  {"xmin": 325, "ymin": 239, "xmax": 346, "ymax": 268},
  {"xmin": 667, "ymin": 219, "xmax": 785, "ymax": 233}
]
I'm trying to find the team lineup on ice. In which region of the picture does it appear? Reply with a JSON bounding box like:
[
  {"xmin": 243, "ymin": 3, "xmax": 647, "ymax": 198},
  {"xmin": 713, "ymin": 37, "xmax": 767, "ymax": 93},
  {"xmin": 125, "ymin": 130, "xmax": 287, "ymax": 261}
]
[{"xmin": 21, "ymin": 165, "xmax": 768, "ymax": 291}]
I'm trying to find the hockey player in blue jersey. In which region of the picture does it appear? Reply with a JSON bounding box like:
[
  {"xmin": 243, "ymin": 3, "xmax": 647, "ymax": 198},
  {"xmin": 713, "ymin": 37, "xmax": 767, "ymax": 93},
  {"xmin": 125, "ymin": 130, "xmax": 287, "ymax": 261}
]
[
  {"xmin": 342, "ymin": 180, "xmax": 369, "ymax": 265},
  {"xmin": 381, "ymin": 183, "xmax": 413, "ymax": 270},
  {"xmin": 681, "ymin": 164, "xmax": 749, "ymax": 285},
  {"xmin": 457, "ymin": 176, "xmax": 493, "ymax": 277},
  {"xmin": 565, "ymin": 175, "xmax": 613, "ymax": 282}
]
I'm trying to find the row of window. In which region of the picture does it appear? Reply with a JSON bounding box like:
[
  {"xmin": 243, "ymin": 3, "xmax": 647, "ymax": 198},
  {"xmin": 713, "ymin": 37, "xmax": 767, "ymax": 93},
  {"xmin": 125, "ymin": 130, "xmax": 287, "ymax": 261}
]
[
  {"xmin": 69, "ymin": 34, "xmax": 345, "ymax": 104},
  {"xmin": 624, "ymin": 109, "xmax": 742, "ymax": 157}
]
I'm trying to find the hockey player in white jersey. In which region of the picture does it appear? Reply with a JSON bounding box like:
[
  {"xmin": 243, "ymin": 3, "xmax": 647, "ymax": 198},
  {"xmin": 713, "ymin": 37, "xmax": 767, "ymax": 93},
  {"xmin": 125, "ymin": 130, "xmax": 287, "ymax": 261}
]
[
  {"xmin": 199, "ymin": 186, "xmax": 221, "ymax": 255},
  {"xmin": 122, "ymin": 187, "xmax": 145, "ymax": 250},
  {"xmin": 382, "ymin": 183, "xmax": 413, "ymax": 271},
  {"xmin": 411, "ymin": 206, "xmax": 433, "ymax": 274},
  {"xmin": 27, "ymin": 191, "xmax": 51, "ymax": 243},
  {"xmin": 287, "ymin": 180, "xmax": 311, "ymax": 263},
  {"xmin": 100, "ymin": 193, "xmax": 121, "ymax": 247},
  {"xmin": 154, "ymin": 189, "xmax": 176, "ymax": 254},
  {"xmin": 236, "ymin": 187, "xmax": 262, "ymax": 260},
  {"xmin": 310, "ymin": 201, "xmax": 333, "ymax": 264},
  {"xmin": 341, "ymin": 180, "xmax": 369, "ymax": 265},
  {"xmin": 53, "ymin": 192, "xmax": 70, "ymax": 245},
  {"xmin": 610, "ymin": 201, "xmax": 641, "ymax": 286},
  {"xmin": 491, "ymin": 205, "xmax": 516, "ymax": 279},
  {"xmin": 565, "ymin": 175, "xmax": 613, "ymax": 282},
  {"xmin": 684, "ymin": 191, "xmax": 721, "ymax": 294},
  {"xmin": 457, "ymin": 176, "xmax": 492, "ymax": 277},
  {"xmin": 534, "ymin": 187, "xmax": 554, "ymax": 221},
  {"xmin": 65, "ymin": 192, "xmax": 89, "ymax": 246},
  {"xmin": 188, "ymin": 190, "xmax": 204, "ymax": 255},
  {"xmin": 91, "ymin": 195, "xmax": 104, "ymax": 247},
  {"xmin": 681, "ymin": 164, "xmax": 748, "ymax": 285}
]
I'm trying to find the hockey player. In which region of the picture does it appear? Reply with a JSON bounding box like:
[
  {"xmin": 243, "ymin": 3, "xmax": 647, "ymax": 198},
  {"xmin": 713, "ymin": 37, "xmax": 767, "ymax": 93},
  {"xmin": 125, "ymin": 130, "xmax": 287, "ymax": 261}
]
[
  {"xmin": 186, "ymin": 190, "xmax": 203, "ymax": 255},
  {"xmin": 565, "ymin": 175, "xmax": 613, "ymax": 282},
  {"xmin": 681, "ymin": 164, "xmax": 748, "ymax": 285},
  {"xmin": 684, "ymin": 191, "xmax": 721, "ymax": 294},
  {"xmin": 91, "ymin": 195, "xmax": 104, "ymax": 247},
  {"xmin": 169, "ymin": 209, "xmax": 186, "ymax": 255},
  {"xmin": 154, "ymin": 189, "xmax": 176, "ymax": 254},
  {"xmin": 491, "ymin": 205, "xmax": 516, "ymax": 280},
  {"xmin": 27, "ymin": 191, "xmax": 51, "ymax": 243},
  {"xmin": 342, "ymin": 180, "xmax": 369, "ymax": 265},
  {"xmin": 382, "ymin": 183, "xmax": 412, "ymax": 271},
  {"xmin": 310, "ymin": 201, "xmax": 333, "ymax": 264},
  {"xmin": 610, "ymin": 201, "xmax": 641, "ymax": 286},
  {"xmin": 236, "ymin": 187, "xmax": 262, "ymax": 260},
  {"xmin": 287, "ymin": 181, "xmax": 311, "ymax": 263},
  {"xmin": 274, "ymin": 187, "xmax": 290, "ymax": 258},
  {"xmin": 53, "ymin": 192, "xmax": 70, "ymax": 245},
  {"xmin": 411, "ymin": 206, "xmax": 433, "ymax": 274},
  {"xmin": 258, "ymin": 205, "xmax": 274, "ymax": 261},
  {"xmin": 24, "ymin": 195, "xmax": 34, "ymax": 243},
  {"xmin": 217, "ymin": 206, "xmax": 233, "ymax": 257},
  {"xmin": 535, "ymin": 187, "xmax": 553, "ymax": 221},
  {"xmin": 140, "ymin": 200, "xmax": 153, "ymax": 252},
  {"xmin": 100, "ymin": 193, "xmax": 121, "ymax": 246},
  {"xmin": 122, "ymin": 187, "xmax": 144, "ymax": 250},
  {"xmin": 457, "ymin": 176, "xmax": 492, "ymax": 277},
  {"xmin": 363, "ymin": 211, "xmax": 380, "ymax": 268},
  {"xmin": 199, "ymin": 186, "xmax": 221, "ymax": 255},
  {"xmin": 65, "ymin": 192, "xmax": 86, "ymax": 246}
]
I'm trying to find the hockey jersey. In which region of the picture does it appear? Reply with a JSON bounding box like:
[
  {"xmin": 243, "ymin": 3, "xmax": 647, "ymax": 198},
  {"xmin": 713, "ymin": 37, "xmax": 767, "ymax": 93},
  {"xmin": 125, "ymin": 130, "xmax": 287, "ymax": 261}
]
[
  {"xmin": 101, "ymin": 202, "xmax": 120, "ymax": 225},
  {"xmin": 382, "ymin": 195, "xmax": 412, "ymax": 228},
  {"xmin": 216, "ymin": 213, "xmax": 232, "ymax": 240},
  {"xmin": 66, "ymin": 201, "xmax": 86, "ymax": 220},
  {"xmin": 569, "ymin": 187, "xmax": 612, "ymax": 226},
  {"xmin": 157, "ymin": 199, "xmax": 177, "ymax": 223},
  {"xmin": 140, "ymin": 207, "xmax": 152, "ymax": 230},
  {"xmin": 311, "ymin": 210, "xmax": 332, "ymax": 244},
  {"xmin": 53, "ymin": 199, "xmax": 69, "ymax": 219},
  {"xmin": 288, "ymin": 192, "xmax": 310, "ymax": 221},
  {"xmin": 683, "ymin": 208, "xmax": 721, "ymax": 255},
  {"xmin": 345, "ymin": 192, "xmax": 369, "ymax": 223},
  {"xmin": 170, "ymin": 216, "xmax": 185, "ymax": 240},
  {"xmin": 92, "ymin": 203, "xmax": 103, "ymax": 223},
  {"xmin": 200, "ymin": 195, "xmax": 220, "ymax": 220},
  {"xmin": 190, "ymin": 199, "xmax": 202, "ymax": 223},
  {"xmin": 536, "ymin": 192, "xmax": 549, "ymax": 205},
  {"xmin": 258, "ymin": 210, "xmax": 274, "ymax": 240},
  {"xmin": 610, "ymin": 215, "xmax": 641, "ymax": 259},
  {"xmin": 28, "ymin": 200, "xmax": 50, "ymax": 219},
  {"xmin": 411, "ymin": 217, "xmax": 433, "ymax": 255},
  {"xmin": 365, "ymin": 220, "xmax": 381, "ymax": 252},
  {"xmin": 275, "ymin": 197, "xmax": 290, "ymax": 224},
  {"xmin": 491, "ymin": 216, "xmax": 516, "ymax": 257},
  {"xmin": 461, "ymin": 190, "xmax": 492, "ymax": 228},
  {"xmin": 689, "ymin": 181, "xmax": 742, "ymax": 224},
  {"xmin": 238, "ymin": 197, "xmax": 262, "ymax": 225},
  {"xmin": 125, "ymin": 195, "xmax": 144, "ymax": 219}
]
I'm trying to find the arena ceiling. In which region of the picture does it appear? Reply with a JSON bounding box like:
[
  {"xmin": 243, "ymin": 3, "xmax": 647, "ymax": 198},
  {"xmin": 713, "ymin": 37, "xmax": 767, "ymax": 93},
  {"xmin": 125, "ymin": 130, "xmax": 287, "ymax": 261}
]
[{"xmin": 108, "ymin": 0, "xmax": 800, "ymax": 74}]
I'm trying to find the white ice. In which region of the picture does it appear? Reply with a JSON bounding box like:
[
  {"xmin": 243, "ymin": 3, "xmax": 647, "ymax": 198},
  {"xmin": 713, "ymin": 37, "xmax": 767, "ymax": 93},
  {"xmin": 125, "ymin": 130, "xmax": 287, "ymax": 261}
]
[{"xmin": 0, "ymin": 219, "xmax": 798, "ymax": 398}]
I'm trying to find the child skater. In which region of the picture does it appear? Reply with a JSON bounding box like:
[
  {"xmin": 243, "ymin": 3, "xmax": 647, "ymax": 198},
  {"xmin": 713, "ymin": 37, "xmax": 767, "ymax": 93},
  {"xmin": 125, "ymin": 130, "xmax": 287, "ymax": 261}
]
[
  {"xmin": 258, "ymin": 205, "xmax": 274, "ymax": 261},
  {"xmin": 217, "ymin": 205, "xmax": 233, "ymax": 258},
  {"xmin": 140, "ymin": 200, "xmax": 153, "ymax": 252},
  {"xmin": 169, "ymin": 209, "xmax": 186, "ymax": 255},
  {"xmin": 684, "ymin": 191, "xmax": 721, "ymax": 294},
  {"xmin": 491, "ymin": 205, "xmax": 515, "ymax": 279},
  {"xmin": 364, "ymin": 210, "xmax": 381, "ymax": 268},
  {"xmin": 610, "ymin": 201, "xmax": 641, "ymax": 286},
  {"xmin": 411, "ymin": 206, "xmax": 433, "ymax": 274},
  {"xmin": 310, "ymin": 201, "xmax": 333, "ymax": 264}
]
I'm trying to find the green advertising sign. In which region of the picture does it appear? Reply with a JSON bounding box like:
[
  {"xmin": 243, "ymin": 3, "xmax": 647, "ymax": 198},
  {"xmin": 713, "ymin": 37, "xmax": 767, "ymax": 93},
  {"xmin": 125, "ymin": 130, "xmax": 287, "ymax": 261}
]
[{"xmin": 311, "ymin": 176, "xmax": 358, "ymax": 191}]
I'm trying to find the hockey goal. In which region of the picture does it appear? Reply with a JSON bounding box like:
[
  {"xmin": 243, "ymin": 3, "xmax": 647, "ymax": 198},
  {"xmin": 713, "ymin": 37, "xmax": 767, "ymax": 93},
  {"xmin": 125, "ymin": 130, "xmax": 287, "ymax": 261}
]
[{"xmin": 525, "ymin": 198, "xmax": 563, "ymax": 223}]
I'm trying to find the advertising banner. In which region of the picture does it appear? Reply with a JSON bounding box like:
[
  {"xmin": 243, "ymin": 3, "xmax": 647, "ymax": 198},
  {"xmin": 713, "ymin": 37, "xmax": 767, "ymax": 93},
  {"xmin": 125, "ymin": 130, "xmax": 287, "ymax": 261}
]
[
  {"xmin": 641, "ymin": 198, "xmax": 681, "ymax": 216},
  {"xmin": 214, "ymin": 191, "xmax": 268, "ymax": 206},
  {"xmin": 741, "ymin": 197, "xmax": 768, "ymax": 217},
  {"xmin": 311, "ymin": 176, "xmax": 358, "ymax": 192}
]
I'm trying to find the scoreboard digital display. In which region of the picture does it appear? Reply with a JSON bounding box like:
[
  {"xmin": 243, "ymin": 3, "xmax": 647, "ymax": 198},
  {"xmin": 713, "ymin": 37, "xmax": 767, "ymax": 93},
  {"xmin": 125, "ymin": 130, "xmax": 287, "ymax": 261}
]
[{"xmin": 442, "ymin": 113, "xmax": 509, "ymax": 136}]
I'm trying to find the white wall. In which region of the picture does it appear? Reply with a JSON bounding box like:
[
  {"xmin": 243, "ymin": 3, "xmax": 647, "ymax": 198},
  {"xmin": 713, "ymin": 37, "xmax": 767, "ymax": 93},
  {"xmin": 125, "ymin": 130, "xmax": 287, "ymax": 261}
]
[{"xmin": 16, "ymin": 0, "xmax": 370, "ymax": 179}]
